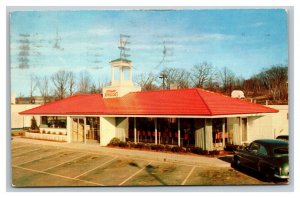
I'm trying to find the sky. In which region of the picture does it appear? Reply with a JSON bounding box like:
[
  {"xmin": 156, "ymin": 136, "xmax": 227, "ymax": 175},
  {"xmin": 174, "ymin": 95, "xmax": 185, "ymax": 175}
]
[{"xmin": 10, "ymin": 9, "xmax": 288, "ymax": 96}]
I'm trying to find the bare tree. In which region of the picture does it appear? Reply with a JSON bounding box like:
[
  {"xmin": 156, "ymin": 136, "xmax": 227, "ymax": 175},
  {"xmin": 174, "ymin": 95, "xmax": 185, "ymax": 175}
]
[
  {"xmin": 89, "ymin": 83, "xmax": 101, "ymax": 94},
  {"xmin": 37, "ymin": 76, "xmax": 50, "ymax": 103},
  {"xmin": 191, "ymin": 62, "xmax": 215, "ymax": 88},
  {"xmin": 160, "ymin": 67, "xmax": 191, "ymax": 89},
  {"xmin": 51, "ymin": 70, "xmax": 70, "ymax": 99},
  {"xmin": 68, "ymin": 71, "xmax": 76, "ymax": 96},
  {"xmin": 135, "ymin": 72, "xmax": 158, "ymax": 91},
  {"xmin": 258, "ymin": 65, "xmax": 288, "ymax": 101},
  {"xmin": 219, "ymin": 67, "xmax": 236, "ymax": 95},
  {"xmin": 29, "ymin": 74, "xmax": 38, "ymax": 98},
  {"xmin": 78, "ymin": 71, "xmax": 91, "ymax": 94}
]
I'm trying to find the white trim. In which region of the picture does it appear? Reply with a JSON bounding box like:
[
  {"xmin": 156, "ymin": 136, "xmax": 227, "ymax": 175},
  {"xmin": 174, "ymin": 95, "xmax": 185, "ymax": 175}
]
[{"xmin": 21, "ymin": 113, "xmax": 270, "ymax": 118}]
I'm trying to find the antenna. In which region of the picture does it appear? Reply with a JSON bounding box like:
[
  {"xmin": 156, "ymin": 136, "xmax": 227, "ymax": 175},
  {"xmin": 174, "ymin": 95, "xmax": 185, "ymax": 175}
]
[
  {"xmin": 118, "ymin": 34, "xmax": 131, "ymax": 59},
  {"xmin": 155, "ymin": 39, "xmax": 174, "ymax": 69}
]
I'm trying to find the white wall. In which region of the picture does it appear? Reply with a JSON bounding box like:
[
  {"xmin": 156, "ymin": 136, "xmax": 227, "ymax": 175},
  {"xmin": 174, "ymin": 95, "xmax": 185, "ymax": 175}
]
[
  {"xmin": 268, "ymin": 105, "xmax": 289, "ymax": 136},
  {"xmin": 247, "ymin": 105, "xmax": 288, "ymax": 143},
  {"xmin": 100, "ymin": 117, "xmax": 116, "ymax": 146},
  {"xmin": 11, "ymin": 104, "xmax": 40, "ymax": 129},
  {"xmin": 247, "ymin": 116, "xmax": 273, "ymax": 142}
]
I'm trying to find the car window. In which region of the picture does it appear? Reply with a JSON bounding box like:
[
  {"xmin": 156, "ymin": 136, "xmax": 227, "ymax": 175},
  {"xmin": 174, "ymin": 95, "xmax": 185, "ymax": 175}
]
[
  {"xmin": 258, "ymin": 145, "xmax": 268, "ymax": 156},
  {"xmin": 249, "ymin": 143, "xmax": 259, "ymax": 154},
  {"xmin": 273, "ymin": 147, "xmax": 288, "ymax": 157}
]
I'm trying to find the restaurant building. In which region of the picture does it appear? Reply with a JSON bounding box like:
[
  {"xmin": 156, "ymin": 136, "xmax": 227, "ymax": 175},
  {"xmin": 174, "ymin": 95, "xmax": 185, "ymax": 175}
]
[{"xmin": 20, "ymin": 58, "xmax": 279, "ymax": 151}]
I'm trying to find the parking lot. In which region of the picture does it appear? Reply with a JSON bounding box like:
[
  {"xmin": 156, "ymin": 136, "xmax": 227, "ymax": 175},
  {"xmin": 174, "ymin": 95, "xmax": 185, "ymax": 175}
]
[{"xmin": 11, "ymin": 138, "xmax": 283, "ymax": 187}]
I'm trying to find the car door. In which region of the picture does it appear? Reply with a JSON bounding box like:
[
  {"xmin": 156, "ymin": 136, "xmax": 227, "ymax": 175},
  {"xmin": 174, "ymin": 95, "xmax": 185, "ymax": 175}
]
[
  {"xmin": 244, "ymin": 142, "xmax": 260, "ymax": 169},
  {"xmin": 256, "ymin": 144, "xmax": 269, "ymax": 171}
]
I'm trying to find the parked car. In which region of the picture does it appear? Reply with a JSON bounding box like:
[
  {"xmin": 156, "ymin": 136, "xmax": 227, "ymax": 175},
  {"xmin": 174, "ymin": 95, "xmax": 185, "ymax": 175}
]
[
  {"xmin": 276, "ymin": 135, "xmax": 289, "ymax": 141},
  {"xmin": 231, "ymin": 139, "xmax": 289, "ymax": 180}
]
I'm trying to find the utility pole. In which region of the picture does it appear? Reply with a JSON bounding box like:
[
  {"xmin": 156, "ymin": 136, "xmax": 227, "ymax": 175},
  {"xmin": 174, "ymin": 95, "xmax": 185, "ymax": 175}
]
[{"xmin": 159, "ymin": 73, "xmax": 167, "ymax": 90}]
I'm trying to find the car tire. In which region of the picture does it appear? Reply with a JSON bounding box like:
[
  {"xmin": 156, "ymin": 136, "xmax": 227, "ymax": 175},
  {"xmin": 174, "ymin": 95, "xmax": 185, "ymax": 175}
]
[
  {"xmin": 258, "ymin": 165, "xmax": 273, "ymax": 182},
  {"xmin": 231, "ymin": 157, "xmax": 240, "ymax": 168}
]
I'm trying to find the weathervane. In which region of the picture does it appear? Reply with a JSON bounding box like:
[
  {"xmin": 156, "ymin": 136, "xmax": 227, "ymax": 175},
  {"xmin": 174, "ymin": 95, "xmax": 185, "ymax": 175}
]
[{"xmin": 118, "ymin": 34, "xmax": 130, "ymax": 59}]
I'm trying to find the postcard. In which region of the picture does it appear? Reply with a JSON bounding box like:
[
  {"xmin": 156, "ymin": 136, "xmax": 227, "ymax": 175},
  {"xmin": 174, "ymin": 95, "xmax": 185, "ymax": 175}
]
[{"xmin": 10, "ymin": 9, "xmax": 289, "ymax": 187}]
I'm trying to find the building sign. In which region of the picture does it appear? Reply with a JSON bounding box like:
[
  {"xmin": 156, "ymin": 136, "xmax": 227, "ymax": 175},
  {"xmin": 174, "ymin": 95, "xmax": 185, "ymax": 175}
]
[{"xmin": 105, "ymin": 89, "xmax": 118, "ymax": 97}]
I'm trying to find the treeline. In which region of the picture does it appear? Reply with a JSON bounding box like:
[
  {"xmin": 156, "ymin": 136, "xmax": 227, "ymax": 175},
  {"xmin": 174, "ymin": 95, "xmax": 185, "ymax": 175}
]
[
  {"xmin": 27, "ymin": 70, "xmax": 107, "ymax": 103},
  {"xmin": 134, "ymin": 62, "xmax": 288, "ymax": 104},
  {"xmin": 24, "ymin": 62, "xmax": 288, "ymax": 105}
]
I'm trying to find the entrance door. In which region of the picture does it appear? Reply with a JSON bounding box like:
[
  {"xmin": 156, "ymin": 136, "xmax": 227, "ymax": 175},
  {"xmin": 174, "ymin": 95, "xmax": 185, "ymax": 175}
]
[
  {"xmin": 72, "ymin": 118, "xmax": 84, "ymax": 142},
  {"xmin": 86, "ymin": 117, "xmax": 100, "ymax": 143}
]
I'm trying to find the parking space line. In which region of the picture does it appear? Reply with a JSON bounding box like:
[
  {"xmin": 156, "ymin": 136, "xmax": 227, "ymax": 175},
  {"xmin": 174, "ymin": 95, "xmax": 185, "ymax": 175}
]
[
  {"xmin": 73, "ymin": 156, "xmax": 118, "ymax": 179},
  {"xmin": 11, "ymin": 144, "xmax": 33, "ymax": 150},
  {"xmin": 118, "ymin": 161, "xmax": 152, "ymax": 186},
  {"xmin": 12, "ymin": 141, "xmax": 229, "ymax": 170},
  {"xmin": 42, "ymin": 153, "xmax": 88, "ymax": 172},
  {"xmin": 13, "ymin": 165, "xmax": 104, "ymax": 186},
  {"xmin": 13, "ymin": 148, "xmax": 45, "ymax": 159},
  {"xmin": 12, "ymin": 147, "xmax": 43, "ymax": 156},
  {"xmin": 181, "ymin": 166, "xmax": 196, "ymax": 185},
  {"xmin": 16, "ymin": 149, "xmax": 62, "ymax": 166}
]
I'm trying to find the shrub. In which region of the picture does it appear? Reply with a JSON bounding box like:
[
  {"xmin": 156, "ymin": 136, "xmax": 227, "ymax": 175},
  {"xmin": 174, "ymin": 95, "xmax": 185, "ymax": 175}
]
[
  {"xmin": 225, "ymin": 143, "xmax": 240, "ymax": 151},
  {"xmin": 171, "ymin": 146, "xmax": 185, "ymax": 153},
  {"xmin": 144, "ymin": 143, "xmax": 152, "ymax": 150},
  {"xmin": 118, "ymin": 141, "xmax": 127, "ymax": 147},
  {"xmin": 136, "ymin": 142, "xmax": 145, "ymax": 149},
  {"xmin": 165, "ymin": 145, "xmax": 172, "ymax": 152},
  {"xmin": 190, "ymin": 147, "xmax": 203, "ymax": 155},
  {"xmin": 30, "ymin": 116, "xmax": 39, "ymax": 130},
  {"xmin": 150, "ymin": 144, "xmax": 159, "ymax": 151},
  {"xmin": 127, "ymin": 141, "xmax": 135, "ymax": 148},
  {"xmin": 42, "ymin": 130, "xmax": 46, "ymax": 134},
  {"xmin": 58, "ymin": 132, "xmax": 63, "ymax": 135},
  {"xmin": 202, "ymin": 150, "xmax": 209, "ymax": 155},
  {"xmin": 47, "ymin": 131, "xmax": 51, "ymax": 134},
  {"xmin": 153, "ymin": 144, "xmax": 165, "ymax": 151},
  {"xmin": 109, "ymin": 137, "xmax": 121, "ymax": 146}
]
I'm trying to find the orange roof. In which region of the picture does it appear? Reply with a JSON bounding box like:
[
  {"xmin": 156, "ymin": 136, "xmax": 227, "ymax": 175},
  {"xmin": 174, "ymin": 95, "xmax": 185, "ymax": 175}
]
[{"xmin": 20, "ymin": 88, "xmax": 278, "ymax": 116}]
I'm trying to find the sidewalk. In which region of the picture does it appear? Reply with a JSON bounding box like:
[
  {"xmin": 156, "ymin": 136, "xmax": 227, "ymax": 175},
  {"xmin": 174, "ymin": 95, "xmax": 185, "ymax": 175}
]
[{"xmin": 11, "ymin": 137, "xmax": 230, "ymax": 167}]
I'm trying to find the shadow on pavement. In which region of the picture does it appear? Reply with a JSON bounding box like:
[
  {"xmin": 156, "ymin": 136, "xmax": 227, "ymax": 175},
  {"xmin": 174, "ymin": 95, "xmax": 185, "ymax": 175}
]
[
  {"xmin": 129, "ymin": 162, "xmax": 167, "ymax": 185},
  {"xmin": 218, "ymin": 155, "xmax": 233, "ymax": 163}
]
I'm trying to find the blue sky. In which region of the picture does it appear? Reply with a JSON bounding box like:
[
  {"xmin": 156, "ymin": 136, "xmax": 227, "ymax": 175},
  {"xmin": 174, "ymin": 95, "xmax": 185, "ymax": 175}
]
[{"xmin": 10, "ymin": 9, "xmax": 288, "ymax": 96}]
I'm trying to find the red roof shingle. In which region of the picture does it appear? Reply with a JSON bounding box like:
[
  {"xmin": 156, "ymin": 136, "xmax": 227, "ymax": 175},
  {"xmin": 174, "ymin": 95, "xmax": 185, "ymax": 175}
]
[{"xmin": 20, "ymin": 88, "xmax": 278, "ymax": 116}]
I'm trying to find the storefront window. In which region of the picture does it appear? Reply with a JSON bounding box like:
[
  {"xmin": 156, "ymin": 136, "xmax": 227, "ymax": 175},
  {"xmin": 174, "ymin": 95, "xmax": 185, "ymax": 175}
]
[{"xmin": 40, "ymin": 116, "xmax": 67, "ymax": 128}]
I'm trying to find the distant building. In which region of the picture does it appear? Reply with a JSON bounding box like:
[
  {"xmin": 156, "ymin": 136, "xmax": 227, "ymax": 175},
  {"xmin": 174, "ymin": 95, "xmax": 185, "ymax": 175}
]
[{"xmin": 16, "ymin": 96, "xmax": 55, "ymax": 105}]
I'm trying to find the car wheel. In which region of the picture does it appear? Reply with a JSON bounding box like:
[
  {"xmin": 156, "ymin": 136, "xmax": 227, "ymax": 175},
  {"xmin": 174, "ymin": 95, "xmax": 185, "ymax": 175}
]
[
  {"xmin": 258, "ymin": 166, "xmax": 273, "ymax": 182},
  {"xmin": 231, "ymin": 157, "xmax": 240, "ymax": 168}
]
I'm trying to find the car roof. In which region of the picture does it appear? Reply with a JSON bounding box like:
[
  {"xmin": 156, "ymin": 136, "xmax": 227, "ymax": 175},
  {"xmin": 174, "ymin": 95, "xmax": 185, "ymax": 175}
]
[{"xmin": 253, "ymin": 139, "xmax": 288, "ymax": 147}]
